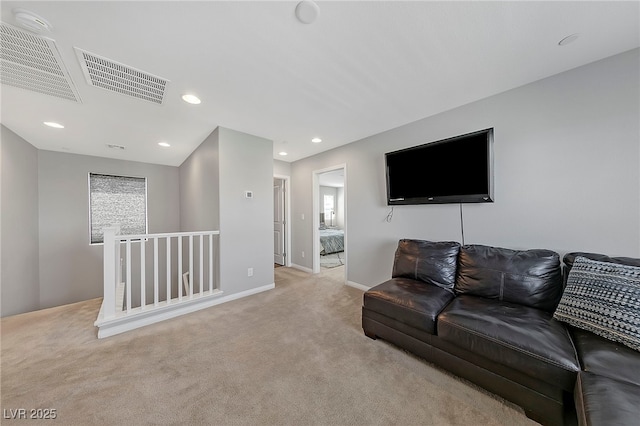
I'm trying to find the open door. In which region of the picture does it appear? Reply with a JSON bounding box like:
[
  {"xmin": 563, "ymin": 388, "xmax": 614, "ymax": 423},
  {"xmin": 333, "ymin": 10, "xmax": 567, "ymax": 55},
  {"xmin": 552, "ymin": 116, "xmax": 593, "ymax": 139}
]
[
  {"xmin": 274, "ymin": 178, "xmax": 285, "ymax": 265},
  {"xmin": 312, "ymin": 164, "xmax": 347, "ymax": 279}
]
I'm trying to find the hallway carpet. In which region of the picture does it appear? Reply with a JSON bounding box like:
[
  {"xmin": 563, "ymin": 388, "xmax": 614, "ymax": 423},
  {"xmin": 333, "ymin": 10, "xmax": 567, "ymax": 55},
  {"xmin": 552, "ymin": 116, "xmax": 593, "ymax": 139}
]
[{"xmin": 1, "ymin": 267, "xmax": 536, "ymax": 425}]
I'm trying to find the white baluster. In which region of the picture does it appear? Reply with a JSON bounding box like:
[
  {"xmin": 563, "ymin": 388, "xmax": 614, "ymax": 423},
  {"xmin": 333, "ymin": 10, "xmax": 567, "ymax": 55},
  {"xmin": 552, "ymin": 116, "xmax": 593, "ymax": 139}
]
[
  {"xmin": 140, "ymin": 238, "xmax": 146, "ymax": 310},
  {"xmin": 189, "ymin": 235, "xmax": 194, "ymax": 297},
  {"xmin": 166, "ymin": 236, "xmax": 171, "ymax": 303},
  {"xmin": 209, "ymin": 233, "xmax": 213, "ymax": 292},
  {"xmin": 178, "ymin": 236, "xmax": 183, "ymax": 301},
  {"xmin": 199, "ymin": 234, "xmax": 204, "ymax": 296},
  {"xmin": 154, "ymin": 237, "xmax": 159, "ymax": 306},
  {"xmin": 126, "ymin": 239, "xmax": 131, "ymax": 312}
]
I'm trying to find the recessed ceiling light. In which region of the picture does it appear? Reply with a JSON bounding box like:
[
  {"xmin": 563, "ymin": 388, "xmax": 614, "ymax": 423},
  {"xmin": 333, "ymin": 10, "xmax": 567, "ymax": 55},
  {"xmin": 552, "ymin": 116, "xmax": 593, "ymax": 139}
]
[
  {"xmin": 311, "ymin": 137, "xmax": 322, "ymax": 143},
  {"xmin": 43, "ymin": 121, "xmax": 64, "ymax": 129},
  {"xmin": 558, "ymin": 33, "xmax": 580, "ymax": 46},
  {"xmin": 181, "ymin": 94, "xmax": 201, "ymax": 104},
  {"xmin": 278, "ymin": 151, "xmax": 288, "ymax": 156},
  {"xmin": 158, "ymin": 142, "xmax": 171, "ymax": 148}
]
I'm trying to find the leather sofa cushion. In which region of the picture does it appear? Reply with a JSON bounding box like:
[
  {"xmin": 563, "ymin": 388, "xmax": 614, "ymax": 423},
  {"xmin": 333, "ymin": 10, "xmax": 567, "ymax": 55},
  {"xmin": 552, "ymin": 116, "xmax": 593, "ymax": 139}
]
[
  {"xmin": 364, "ymin": 278, "xmax": 455, "ymax": 335},
  {"xmin": 575, "ymin": 371, "xmax": 640, "ymax": 426},
  {"xmin": 438, "ymin": 295, "xmax": 579, "ymax": 390},
  {"xmin": 571, "ymin": 328, "xmax": 640, "ymax": 387},
  {"xmin": 392, "ymin": 239, "xmax": 460, "ymax": 291},
  {"xmin": 455, "ymin": 244, "xmax": 563, "ymax": 312}
]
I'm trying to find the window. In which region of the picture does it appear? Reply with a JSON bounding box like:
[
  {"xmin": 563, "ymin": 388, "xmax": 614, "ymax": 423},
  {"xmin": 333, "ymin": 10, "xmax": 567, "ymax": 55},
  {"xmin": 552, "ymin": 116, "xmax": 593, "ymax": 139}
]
[
  {"xmin": 89, "ymin": 173, "xmax": 147, "ymax": 244},
  {"xmin": 323, "ymin": 194, "xmax": 335, "ymax": 227}
]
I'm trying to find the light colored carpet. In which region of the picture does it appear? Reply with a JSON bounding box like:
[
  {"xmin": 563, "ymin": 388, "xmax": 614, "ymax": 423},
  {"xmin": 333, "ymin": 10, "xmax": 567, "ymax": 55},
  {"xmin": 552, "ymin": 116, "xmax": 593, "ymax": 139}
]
[{"xmin": 1, "ymin": 266, "xmax": 537, "ymax": 425}]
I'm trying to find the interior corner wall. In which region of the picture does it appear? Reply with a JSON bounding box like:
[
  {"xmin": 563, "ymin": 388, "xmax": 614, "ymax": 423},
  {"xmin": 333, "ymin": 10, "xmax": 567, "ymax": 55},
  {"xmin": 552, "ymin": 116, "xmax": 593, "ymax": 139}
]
[
  {"xmin": 1, "ymin": 126, "xmax": 40, "ymax": 317},
  {"xmin": 290, "ymin": 48, "xmax": 640, "ymax": 288},
  {"xmin": 218, "ymin": 127, "xmax": 274, "ymax": 294},
  {"xmin": 37, "ymin": 151, "xmax": 180, "ymax": 310},
  {"xmin": 273, "ymin": 159, "xmax": 291, "ymax": 177},
  {"xmin": 179, "ymin": 128, "xmax": 220, "ymax": 232}
]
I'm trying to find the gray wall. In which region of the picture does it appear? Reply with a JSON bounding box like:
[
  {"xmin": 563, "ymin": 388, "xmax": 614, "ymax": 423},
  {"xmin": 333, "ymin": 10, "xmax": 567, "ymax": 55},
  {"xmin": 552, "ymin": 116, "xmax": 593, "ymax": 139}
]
[
  {"xmin": 218, "ymin": 127, "xmax": 274, "ymax": 293},
  {"xmin": 37, "ymin": 151, "xmax": 180, "ymax": 309},
  {"xmin": 180, "ymin": 128, "xmax": 220, "ymax": 231},
  {"xmin": 179, "ymin": 127, "xmax": 274, "ymax": 296},
  {"xmin": 290, "ymin": 49, "xmax": 640, "ymax": 287},
  {"xmin": 1, "ymin": 126, "xmax": 40, "ymax": 316}
]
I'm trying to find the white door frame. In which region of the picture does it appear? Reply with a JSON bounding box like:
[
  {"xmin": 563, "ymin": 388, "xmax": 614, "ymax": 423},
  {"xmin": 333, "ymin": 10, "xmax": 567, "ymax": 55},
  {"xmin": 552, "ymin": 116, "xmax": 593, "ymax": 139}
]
[
  {"xmin": 274, "ymin": 174, "xmax": 291, "ymax": 267},
  {"xmin": 312, "ymin": 164, "xmax": 347, "ymax": 280}
]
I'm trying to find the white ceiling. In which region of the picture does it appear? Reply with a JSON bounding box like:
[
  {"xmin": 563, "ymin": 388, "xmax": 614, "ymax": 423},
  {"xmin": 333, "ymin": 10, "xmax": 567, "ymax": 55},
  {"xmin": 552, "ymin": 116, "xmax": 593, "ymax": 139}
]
[
  {"xmin": 319, "ymin": 169, "xmax": 344, "ymax": 188},
  {"xmin": 1, "ymin": 1, "xmax": 638, "ymax": 166}
]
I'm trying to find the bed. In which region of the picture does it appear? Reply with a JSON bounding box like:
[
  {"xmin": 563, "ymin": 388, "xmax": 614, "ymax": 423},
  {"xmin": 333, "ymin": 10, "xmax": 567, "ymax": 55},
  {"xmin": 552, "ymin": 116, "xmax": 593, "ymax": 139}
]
[{"xmin": 320, "ymin": 228, "xmax": 344, "ymax": 255}]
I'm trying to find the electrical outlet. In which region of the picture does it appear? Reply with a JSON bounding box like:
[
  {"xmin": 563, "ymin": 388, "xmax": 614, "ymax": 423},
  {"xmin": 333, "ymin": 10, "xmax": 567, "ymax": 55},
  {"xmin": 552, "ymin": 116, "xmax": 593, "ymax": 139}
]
[
  {"xmin": 301, "ymin": 213, "xmax": 305, "ymax": 220},
  {"xmin": 301, "ymin": 251, "xmax": 305, "ymax": 258},
  {"xmin": 247, "ymin": 267, "xmax": 253, "ymax": 277}
]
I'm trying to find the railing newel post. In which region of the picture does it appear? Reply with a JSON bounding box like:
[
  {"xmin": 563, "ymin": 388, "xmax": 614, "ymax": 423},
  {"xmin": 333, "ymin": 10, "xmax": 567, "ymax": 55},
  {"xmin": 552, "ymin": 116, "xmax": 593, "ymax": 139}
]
[{"xmin": 102, "ymin": 226, "xmax": 119, "ymax": 319}]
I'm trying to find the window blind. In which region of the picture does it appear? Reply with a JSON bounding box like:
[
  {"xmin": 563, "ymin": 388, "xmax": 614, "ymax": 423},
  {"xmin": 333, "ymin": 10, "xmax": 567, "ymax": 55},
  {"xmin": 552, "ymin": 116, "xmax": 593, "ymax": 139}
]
[{"xmin": 89, "ymin": 173, "xmax": 147, "ymax": 244}]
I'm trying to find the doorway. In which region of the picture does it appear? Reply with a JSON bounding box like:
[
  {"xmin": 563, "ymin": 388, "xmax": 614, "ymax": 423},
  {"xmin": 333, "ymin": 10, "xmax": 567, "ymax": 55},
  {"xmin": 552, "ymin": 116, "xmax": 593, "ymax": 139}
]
[
  {"xmin": 312, "ymin": 164, "xmax": 347, "ymax": 279},
  {"xmin": 274, "ymin": 175, "xmax": 290, "ymax": 267}
]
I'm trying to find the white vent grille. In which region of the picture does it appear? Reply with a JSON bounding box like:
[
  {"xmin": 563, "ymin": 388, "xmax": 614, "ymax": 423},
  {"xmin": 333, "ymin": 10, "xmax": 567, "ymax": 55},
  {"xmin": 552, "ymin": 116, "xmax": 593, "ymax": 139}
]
[
  {"xmin": 76, "ymin": 48, "xmax": 168, "ymax": 104},
  {"xmin": 0, "ymin": 23, "xmax": 80, "ymax": 102}
]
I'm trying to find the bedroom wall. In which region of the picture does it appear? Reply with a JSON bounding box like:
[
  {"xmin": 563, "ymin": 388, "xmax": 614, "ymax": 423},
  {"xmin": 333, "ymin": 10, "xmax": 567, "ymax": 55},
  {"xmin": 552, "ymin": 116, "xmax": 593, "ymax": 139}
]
[
  {"xmin": 1, "ymin": 126, "xmax": 40, "ymax": 317},
  {"xmin": 336, "ymin": 187, "xmax": 345, "ymax": 229},
  {"xmin": 290, "ymin": 48, "xmax": 640, "ymax": 288},
  {"xmin": 37, "ymin": 151, "xmax": 180, "ymax": 310},
  {"xmin": 319, "ymin": 186, "xmax": 338, "ymax": 227}
]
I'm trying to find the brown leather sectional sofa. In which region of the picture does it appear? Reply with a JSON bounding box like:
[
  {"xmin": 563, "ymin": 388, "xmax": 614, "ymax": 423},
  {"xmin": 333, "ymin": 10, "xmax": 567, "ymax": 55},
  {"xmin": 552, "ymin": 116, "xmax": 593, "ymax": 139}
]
[{"xmin": 361, "ymin": 240, "xmax": 640, "ymax": 426}]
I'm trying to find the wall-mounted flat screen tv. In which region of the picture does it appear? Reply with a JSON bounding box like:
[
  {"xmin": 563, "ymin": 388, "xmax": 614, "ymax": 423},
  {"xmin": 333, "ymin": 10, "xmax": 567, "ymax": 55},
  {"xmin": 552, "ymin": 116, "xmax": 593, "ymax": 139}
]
[{"xmin": 385, "ymin": 128, "xmax": 494, "ymax": 205}]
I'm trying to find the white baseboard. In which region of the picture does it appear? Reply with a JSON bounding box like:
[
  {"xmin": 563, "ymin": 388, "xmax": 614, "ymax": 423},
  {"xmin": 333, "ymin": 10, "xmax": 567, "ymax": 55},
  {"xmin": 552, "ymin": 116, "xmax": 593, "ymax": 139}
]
[
  {"xmin": 346, "ymin": 281, "xmax": 371, "ymax": 291},
  {"xmin": 95, "ymin": 283, "xmax": 275, "ymax": 338},
  {"xmin": 217, "ymin": 283, "xmax": 275, "ymax": 304},
  {"xmin": 290, "ymin": 263, "xmax": 313, "ymax": 274}
]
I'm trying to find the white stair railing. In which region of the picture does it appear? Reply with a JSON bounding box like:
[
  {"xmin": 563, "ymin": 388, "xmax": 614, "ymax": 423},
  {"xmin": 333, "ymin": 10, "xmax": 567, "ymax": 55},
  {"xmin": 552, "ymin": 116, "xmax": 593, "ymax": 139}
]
[{"xmin": 96, "ymin": 226, "xmax": 220, "ymax": 337}]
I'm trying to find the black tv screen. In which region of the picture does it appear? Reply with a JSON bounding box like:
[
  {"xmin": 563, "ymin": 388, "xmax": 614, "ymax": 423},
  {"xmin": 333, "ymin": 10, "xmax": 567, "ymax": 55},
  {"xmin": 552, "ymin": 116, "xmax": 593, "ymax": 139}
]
[{"xmin": 385, "ymin": 128, "xmax": 494, "ymax": 205}]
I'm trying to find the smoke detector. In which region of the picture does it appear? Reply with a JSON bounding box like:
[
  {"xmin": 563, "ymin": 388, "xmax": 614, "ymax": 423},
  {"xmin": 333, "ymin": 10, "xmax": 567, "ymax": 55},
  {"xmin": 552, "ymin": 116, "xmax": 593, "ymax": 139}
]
[
  {"xmin": 13, "ymin": 9, "xmax": 52, "ymax": 33},
  {"xmin": 106, "ymin": 144, "xmax": 126, "ymax": 150},
  {"xmin": 295, "ymin": 1, "xmax": 319, "ymax": 24}
]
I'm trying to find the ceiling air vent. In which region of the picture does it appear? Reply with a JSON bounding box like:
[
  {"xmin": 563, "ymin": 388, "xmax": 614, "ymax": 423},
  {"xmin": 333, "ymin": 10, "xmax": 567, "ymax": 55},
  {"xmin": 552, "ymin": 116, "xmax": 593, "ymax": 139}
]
[
  {"xmin": 0, "ymin": 22, "xmax": 81, "ymax": 102},
  {"xmin": 75, "ymin": 48, "xmax": 169, "ymax": 105}
]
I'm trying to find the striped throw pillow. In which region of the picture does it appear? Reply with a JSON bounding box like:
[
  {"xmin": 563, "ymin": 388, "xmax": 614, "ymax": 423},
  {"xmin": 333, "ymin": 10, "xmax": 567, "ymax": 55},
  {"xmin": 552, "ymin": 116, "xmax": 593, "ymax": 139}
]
[{"xmin": 554, "ymin": 256, "xmax": 640, "ymax": 352}]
